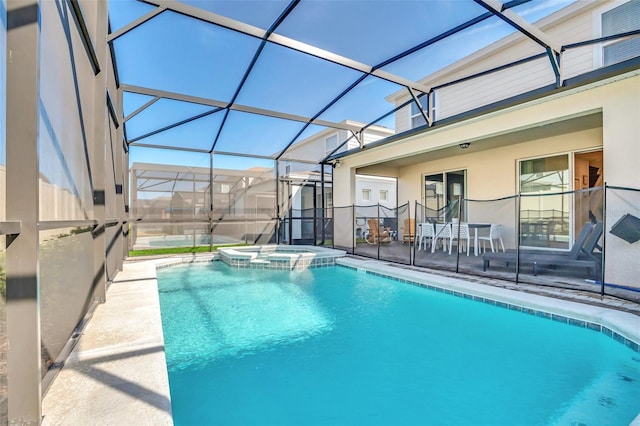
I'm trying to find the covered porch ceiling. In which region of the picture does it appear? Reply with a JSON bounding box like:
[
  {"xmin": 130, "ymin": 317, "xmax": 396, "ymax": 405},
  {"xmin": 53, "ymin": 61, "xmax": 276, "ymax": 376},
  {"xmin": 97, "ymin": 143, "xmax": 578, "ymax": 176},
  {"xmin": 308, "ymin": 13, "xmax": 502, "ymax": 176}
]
[{"xmin": 355, "ymin": 111, "xmax": 603, "ymax": 175}]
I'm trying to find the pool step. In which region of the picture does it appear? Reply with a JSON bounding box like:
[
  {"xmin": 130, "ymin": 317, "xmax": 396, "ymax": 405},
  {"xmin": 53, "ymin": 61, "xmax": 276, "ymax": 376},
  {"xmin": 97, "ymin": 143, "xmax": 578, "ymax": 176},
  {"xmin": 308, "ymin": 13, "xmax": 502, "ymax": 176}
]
[
  {"xmin": 249, "ymin": 259, "xmax": 271, "ymax": 266},
  {"xmin": 548, "ymin": 370, "xmax": 639, "ymax": 425}
]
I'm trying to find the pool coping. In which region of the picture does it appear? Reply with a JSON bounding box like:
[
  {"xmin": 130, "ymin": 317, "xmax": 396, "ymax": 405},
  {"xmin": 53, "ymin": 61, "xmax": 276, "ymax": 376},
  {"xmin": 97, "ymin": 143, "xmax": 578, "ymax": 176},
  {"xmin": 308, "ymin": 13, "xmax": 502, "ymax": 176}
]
[{"xmin": 41, "ymin": 253, "xmax": 640, "ymax": 425}]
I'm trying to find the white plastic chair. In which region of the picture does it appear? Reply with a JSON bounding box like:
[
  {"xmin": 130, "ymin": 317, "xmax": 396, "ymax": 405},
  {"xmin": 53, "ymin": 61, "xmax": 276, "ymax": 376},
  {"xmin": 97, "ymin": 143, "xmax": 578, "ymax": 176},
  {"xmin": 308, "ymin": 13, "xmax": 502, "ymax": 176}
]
[
  {"xmin": 449, "ymin": 223, "xmax": 471, "ymax": 256},
  {"xmin": 478, "ymin": 224, "xmax": 506, "ymax": 253},
  {"xmin": 417, "ymin": 222, "xmax": 435, "ymax": 251},
  {"xmin": 431, "ymin": 223, "xmax": 451, "ymax": 253}
]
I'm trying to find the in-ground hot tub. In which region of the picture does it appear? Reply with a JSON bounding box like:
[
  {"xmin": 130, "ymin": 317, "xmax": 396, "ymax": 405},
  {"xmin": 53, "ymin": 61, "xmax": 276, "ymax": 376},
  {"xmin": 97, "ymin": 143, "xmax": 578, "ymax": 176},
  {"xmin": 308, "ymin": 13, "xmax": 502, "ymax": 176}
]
[{"xmin": 218, "ymin": 245, "xmax": 346, "ymax": 270}]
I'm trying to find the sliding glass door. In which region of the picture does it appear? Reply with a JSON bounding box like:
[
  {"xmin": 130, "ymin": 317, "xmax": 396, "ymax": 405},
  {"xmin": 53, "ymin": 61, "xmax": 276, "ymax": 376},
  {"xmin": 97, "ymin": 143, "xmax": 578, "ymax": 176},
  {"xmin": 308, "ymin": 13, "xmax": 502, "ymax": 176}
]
[
  {"xmin": 519, "ymin": 154, "xmax": 570, "ymax": 248},
  {"xmin": 424, "ymin": 170, "xmax": 466, "ymax": 222}
]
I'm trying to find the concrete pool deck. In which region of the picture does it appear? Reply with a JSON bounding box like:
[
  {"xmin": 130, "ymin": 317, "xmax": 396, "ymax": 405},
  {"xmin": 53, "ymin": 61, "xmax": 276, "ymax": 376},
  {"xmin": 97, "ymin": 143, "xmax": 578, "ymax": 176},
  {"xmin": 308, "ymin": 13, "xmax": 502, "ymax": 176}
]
[
  {"xmin": 41, "ymin": 253, "xmax": 640, "ymax": 425},
  {"xmin": 41, "ymin": 260, "xmax": 174, "ymax": 426}
]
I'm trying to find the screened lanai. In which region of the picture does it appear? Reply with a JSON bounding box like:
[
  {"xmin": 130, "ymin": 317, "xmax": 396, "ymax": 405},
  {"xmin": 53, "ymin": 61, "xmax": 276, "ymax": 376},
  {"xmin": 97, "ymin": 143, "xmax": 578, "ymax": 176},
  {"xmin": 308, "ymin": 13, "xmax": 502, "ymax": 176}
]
[
  {"xmin": 115, "ymin": 0, "xmax": 586, "ymax": 159},
  {"xmin": 2, "ymin": 0, "xmax": 640, "ymax": 423},
  {"xmin": 110, "ymin": 0, "xmax": 640, "ymax": 249}
]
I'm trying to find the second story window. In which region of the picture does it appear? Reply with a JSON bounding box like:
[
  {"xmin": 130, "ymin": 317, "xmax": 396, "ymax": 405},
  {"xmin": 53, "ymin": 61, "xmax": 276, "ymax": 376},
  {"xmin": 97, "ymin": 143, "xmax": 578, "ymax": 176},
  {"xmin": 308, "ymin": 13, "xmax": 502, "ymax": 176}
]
[
  {"xmin": 602, "ymin": 0, "xmax": 640, "ymax": 66},
  {"xmin": 362, "ymin": 189, "xmax": 371, "ymax": 202},
  {"xmin": 380, "ymin": 190, "xmax": 388, "ymax": 202},
  {"xmin": 410, "ymin": 93, "xmax": 437, "ymax": 128},
  {"xmin": 325, "ymin": 135, "xmax": 339, "ymax": 155}
]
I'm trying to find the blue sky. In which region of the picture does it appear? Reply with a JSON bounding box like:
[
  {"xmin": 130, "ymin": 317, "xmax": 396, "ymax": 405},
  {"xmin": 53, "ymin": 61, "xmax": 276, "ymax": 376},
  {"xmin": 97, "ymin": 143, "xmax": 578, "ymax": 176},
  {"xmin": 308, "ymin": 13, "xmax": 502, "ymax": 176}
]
[{"xmin": 111, "ymin": 0, "xmax": 574, "ymax": 169}]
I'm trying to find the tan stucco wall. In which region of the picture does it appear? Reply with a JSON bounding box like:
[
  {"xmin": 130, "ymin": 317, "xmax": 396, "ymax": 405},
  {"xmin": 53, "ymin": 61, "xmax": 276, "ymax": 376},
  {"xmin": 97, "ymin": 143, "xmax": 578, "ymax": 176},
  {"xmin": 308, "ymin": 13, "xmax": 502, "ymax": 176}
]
[{"xmin": 396, "ymin": 127, "xmax": 602, "ymax": 204}]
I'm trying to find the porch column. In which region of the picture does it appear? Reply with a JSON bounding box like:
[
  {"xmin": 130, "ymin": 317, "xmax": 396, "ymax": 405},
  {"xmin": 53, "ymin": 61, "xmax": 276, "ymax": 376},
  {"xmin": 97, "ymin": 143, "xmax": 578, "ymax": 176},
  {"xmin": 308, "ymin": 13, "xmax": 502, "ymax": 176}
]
[
  {"xmin": 601, "ymin": 76, "xmax": 640, "ymax": 289},
  {"xmin": 332, "ymin": 162, "xmax": 356, "ymax": 249}
]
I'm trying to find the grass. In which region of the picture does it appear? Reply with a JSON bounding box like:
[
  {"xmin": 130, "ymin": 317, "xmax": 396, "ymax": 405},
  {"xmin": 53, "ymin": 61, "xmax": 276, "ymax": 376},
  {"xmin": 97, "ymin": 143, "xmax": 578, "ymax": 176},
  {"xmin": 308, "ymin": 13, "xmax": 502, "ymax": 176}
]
[{"xmin": 128, "ymin": 244, "xmax": 249, "ymax": 257}]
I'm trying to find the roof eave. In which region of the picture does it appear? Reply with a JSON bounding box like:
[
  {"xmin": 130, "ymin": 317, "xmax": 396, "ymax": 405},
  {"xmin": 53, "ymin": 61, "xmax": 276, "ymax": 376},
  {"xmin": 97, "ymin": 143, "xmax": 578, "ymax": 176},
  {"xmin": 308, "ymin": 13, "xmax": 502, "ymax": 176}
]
[{"xmin": 333, "ymin": 56, "xmax": 640, "ymax": 162}]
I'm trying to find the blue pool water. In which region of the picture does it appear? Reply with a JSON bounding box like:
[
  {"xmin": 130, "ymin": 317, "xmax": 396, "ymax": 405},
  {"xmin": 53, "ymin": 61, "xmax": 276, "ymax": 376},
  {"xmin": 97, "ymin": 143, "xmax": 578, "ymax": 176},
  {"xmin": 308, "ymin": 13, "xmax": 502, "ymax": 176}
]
[{"xmin": 157, "ymin": 263, "xmax": 640, "ymax": 425}]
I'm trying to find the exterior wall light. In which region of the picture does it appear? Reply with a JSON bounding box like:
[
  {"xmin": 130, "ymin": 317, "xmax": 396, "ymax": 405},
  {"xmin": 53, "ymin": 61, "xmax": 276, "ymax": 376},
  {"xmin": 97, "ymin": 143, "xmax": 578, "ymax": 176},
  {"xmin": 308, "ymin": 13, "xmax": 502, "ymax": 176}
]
[{"xmin": 459, "ymin": 142, "xmax": 470, "ymax": 149}]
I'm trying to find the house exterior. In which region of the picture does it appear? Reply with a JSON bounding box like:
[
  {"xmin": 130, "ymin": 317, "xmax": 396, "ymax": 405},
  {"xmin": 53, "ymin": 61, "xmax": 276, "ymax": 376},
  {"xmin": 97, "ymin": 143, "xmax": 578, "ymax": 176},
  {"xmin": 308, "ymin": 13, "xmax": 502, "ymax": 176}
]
[
  {"xmin": 280, "ymin": 121, "xmax": 396, "ymax": 243},
  {"xmin": 282, "ymin": 121, "xmax": 396, "ymax": 209},
  {"xmin": 280, "ymin": 121, "xmax": 396, "ymax": 207},
  {"xmin": 282, "ymin": 120, "xmax": 394, "ymax": 169},
  {"xmin": 355, "ymin": 174, "xmax": 397, "ymax": 208},
  {"xmin": 331, "ymin": 0, "xmax": 640, "ymax": 288}
]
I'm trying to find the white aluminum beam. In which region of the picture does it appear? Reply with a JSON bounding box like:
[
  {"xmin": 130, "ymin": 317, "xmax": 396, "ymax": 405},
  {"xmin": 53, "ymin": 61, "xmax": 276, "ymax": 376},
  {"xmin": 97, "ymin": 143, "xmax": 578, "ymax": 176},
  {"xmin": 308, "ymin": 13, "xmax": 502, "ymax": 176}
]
[
  {"xmin": 350, "ymin": 130, "xmax": 364, "ymax": 149},
  {"xmin": 142, "ymin": 0, "xmax": 265, "ymax": 38},
  {"xmin": 107, "ymin": 6, "xmax": 167, "ymax": 42},
  {"xmin": 211, "ymin": 150, "xmax": 277, "ymax": 160},
  {"xmin": 476, "ymin": 0, "xmax": 562, "ymax": 54},
  {"xmin": 407, "ymin": 87, "xmax": 431, "ymax": 127},
  {"xmin": 121, "ymin": 84, "xmax": 362, "ymax": 132},
  {"xmin": 230, "ymin": 103, "xmax": 361, "ymax": 131},
  {"xmin": 124, "ymin": 96, "xmax": 160, "ymax": 123},
  {"xmin": 265, "ymin": 34, "xmax": 432, "ymax": 95},
  {"xmin": 371, "ymin": 69, "xmax": 431, "ymax": 94},
  {"xmin": 141, "ymin": 0, "xmax": 432, "ymax": 95},
  {"xmin": 121, "ymin": 84, "xmax": 228, "ymax": 108},
  {"xmin": 128, "ymin": 142, "xmax": 210, "ymax": 153}
]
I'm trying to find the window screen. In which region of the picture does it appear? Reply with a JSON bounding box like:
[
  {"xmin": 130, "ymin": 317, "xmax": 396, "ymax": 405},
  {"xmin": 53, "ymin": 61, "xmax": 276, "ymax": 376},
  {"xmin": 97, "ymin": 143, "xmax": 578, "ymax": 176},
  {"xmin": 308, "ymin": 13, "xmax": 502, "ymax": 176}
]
[{"xmin": 602, "ymin": 0, "xmax": 640, "ymax": 66}]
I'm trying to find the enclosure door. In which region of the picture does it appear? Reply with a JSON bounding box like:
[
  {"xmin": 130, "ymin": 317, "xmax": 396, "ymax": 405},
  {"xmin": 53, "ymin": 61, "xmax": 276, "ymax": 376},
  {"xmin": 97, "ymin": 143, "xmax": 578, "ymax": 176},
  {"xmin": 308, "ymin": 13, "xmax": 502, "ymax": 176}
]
[{"xmin": 285, "ymin": 182, "xmax": 316, "ymax": 245}]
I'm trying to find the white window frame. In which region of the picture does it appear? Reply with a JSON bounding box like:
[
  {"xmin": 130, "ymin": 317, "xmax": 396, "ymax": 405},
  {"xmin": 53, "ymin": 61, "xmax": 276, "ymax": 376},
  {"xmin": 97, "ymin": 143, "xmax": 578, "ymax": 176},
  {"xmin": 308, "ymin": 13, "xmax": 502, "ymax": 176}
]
[
  {"xmin": 362, "ymin": 189, "xmax": 371, "ymax": 202},
  {"xmin": 283, "ymin": 156, "xmax": 291, "ymax": 175},
  {"xmin": 517, "ymin": 153, "xmax": 571, "ymax": 193},
  {"xmin": 517, "ymin": 152, "xmax": 572, "ymax": 250},
  {"xmin": 593, "ymin": 0, "xmax": 640, "ymax": 68},
  {"xmin": 324, "ymin": 134, "xmax": 339, "ymax": 156},
  {"xmin": 379, "ymin": 190, "xmax": 388, "ymax": 202},
  {"xmin": 410, "ymin": 93, "xmax": 437, "ymax": 129},
  {"xmin": 421, "ymin": 168, "xmax": 467, "ymax": 222},
  {"xmin": 325, "ymin": 190, "xmax": 333, "ymax": 208}
]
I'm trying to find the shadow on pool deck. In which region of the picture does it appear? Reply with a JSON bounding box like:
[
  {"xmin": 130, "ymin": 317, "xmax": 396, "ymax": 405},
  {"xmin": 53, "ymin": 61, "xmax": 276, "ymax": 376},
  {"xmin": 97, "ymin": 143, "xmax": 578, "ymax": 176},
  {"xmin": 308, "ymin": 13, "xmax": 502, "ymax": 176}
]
[{"xmin": 41, "ymin": 261, "xmax": 173, "ymax": 426}]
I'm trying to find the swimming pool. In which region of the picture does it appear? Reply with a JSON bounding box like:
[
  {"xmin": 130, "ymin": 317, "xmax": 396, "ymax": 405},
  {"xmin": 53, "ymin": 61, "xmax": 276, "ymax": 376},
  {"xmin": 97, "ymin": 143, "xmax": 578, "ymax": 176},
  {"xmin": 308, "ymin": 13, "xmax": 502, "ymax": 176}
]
[{"xmin": 157, "ymin": 262, "xmax": 640, "ymax": 425}]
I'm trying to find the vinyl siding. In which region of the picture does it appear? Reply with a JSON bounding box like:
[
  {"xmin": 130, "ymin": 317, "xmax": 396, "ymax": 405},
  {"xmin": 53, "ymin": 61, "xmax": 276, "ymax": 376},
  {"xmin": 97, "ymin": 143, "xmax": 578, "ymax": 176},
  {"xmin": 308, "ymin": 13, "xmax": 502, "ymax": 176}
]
[
  {"xmin": 396, "ymin": 105, "xmax": 411, "ymax": 134},
  {"xmin": 390, "ymin": 2, "xmax": 624, "ymax": 129},
  {"xmin": 284, "ymin": 127, "xmax": 393, "ymax": 164},
  {"xmin": 437, "ymin": 56, "xmax": 555, "ymax": 119}
]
